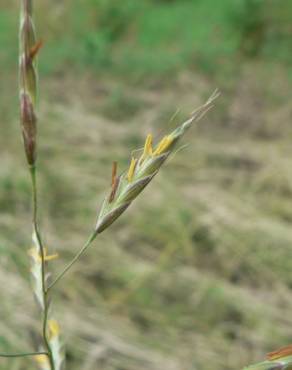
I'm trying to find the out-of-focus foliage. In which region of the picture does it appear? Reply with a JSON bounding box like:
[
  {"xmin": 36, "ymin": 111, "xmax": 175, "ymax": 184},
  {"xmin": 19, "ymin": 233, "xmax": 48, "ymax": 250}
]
[{"xmin": 1, "ymin": 0, "xmax": 292, "ymax": 78}]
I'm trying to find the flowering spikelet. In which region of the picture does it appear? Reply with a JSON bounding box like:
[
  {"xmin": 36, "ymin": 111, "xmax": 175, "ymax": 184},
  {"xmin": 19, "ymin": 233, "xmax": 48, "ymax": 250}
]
[
  {"xmin": 19, "ymin": 0, "xmax": 41, "ymax": 165},
  {"xmin": 29, "ymin": 231, "xmax": 45, "ymax": 309},
  {"xmin": 95, "ymin": 90, "xmax": 219, "ymax": 234},
  {"xmin": 243, "ymin": 345, "xmax": 292, "ymax": 370},
  {"xmin": 29, "ymin": 233, "xmax": 58, "ymax": 309}
]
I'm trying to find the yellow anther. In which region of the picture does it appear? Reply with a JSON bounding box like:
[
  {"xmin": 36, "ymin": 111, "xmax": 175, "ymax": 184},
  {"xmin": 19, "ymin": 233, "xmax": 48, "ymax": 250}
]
[
  {"xmin": 43, "ymin": 252, "xmax": 59, "ymax": 262},
  {"xmin": 29, "ymin": 39, "xmax": 43, "ymax": 61},
  {"xmin": 153, "ymin": 135, "xmax": 173, "ymax": 156},
  {"xmin": 139, "ymin": 134, "xmax": 153, "ymax": 163},
  {"xmin": 48, "ymin": 319, "xmax": 60, "ymax": 339},
  {"xmin": 127, "ymin": 157, "xmax": 137, "ymax": 182},
  {"xmin": 28, "ymin": 247, "xmax": 59, "ymax": 263},
  {"xmin": 35, "ymin": 354, "xmax": 49, "ymax": 366},
  {"xmin": 144, "ymin": 134, "xmax": 153, "ymax": 156}
]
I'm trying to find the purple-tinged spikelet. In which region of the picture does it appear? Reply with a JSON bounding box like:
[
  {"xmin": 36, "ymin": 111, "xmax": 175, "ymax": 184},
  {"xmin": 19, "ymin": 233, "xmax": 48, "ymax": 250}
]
[{"xmin": 19, "ymin": 0, "xmax": 41, "ymax": 165}]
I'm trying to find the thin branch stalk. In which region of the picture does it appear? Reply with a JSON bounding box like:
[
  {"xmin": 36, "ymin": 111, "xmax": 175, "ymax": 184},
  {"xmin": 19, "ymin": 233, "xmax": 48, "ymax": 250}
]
[
  {"xmin": 48, "ymin": 232, "xmax": 97, "ymax": 291},
  {"xmin": 0, "ymin": 351, "xmax": 48, "ymax": 358}
]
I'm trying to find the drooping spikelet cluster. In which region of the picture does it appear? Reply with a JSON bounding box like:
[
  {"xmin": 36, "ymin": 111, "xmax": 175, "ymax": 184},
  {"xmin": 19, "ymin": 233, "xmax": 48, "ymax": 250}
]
[
  {"xmin": 244, "ymin": 345, "xmax": 292, "ymax": 370},
  {"xmin": 95, "ymin": 90, "xmax": 220, "ymax": 234},
  {"xmin": 19, "ymin": 0, "xmax": 41, "ymax": 166}
]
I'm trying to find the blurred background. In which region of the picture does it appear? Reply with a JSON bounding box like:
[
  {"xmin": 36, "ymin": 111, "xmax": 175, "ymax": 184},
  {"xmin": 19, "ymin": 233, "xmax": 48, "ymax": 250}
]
[{"xmin": 1, "ymin": 0, "xmax": 292, "ymax": 369}]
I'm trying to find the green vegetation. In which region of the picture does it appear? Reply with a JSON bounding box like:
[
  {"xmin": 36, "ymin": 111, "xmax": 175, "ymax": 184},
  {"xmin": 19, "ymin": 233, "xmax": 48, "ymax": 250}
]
[
  {"xmin": 1, "ymin": 0, "xmax": 292, "ymax": 369},
  {"xmin": 1, "ymin": 0, "xmax": 292, "ymax": 79}
]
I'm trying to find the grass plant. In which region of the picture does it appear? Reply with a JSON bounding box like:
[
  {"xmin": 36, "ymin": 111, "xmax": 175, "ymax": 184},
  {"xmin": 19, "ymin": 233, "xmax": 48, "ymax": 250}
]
[
  {"xmin": 0, "ymin": 1, "xmax": 220, "ymax": 369},
  {"xmin": 1, "ymin": 1, "xmax": 292, "ymax": 370}
]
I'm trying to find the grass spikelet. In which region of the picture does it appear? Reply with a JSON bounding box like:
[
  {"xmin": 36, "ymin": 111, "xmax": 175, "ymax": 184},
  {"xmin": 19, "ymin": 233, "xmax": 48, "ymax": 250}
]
[
  {"xmin": 29, "ymin": 231, "xmax": 45, "ymax": 309},
  {"xmin": 95, "ymin": 91, "xmax": 219, "ymax": 234},
  {"xmin": 19, "ymin": 0, "xmax": 40, "ymax": 165}
]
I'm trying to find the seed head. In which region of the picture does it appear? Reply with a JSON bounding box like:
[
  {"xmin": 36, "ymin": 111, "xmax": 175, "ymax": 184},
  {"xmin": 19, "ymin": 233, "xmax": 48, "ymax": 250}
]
[
  {"xmin": 19, "ymin": 0, "xmax": 41, "ymax": 166},
  {"xmin": 95, "ymin": 90, "xmax": 219, "ymax": 234}
]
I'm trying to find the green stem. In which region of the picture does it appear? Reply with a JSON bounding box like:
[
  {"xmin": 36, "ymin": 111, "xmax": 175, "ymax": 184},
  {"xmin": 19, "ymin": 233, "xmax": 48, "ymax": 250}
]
[
  {"xmin": 30, "ymin": 166, "xmax": 55, "ymax": 370},
  {"xmin": 0, "ymin": 351, "xmax": 48, "ymax": 358},
  {"xmin": 47, "ymin": 231, "xmax": 97, "ymax": 291}
]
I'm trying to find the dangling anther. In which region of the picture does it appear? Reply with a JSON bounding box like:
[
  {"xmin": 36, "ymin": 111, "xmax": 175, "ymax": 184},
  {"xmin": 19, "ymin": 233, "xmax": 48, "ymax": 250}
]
[
  {"xmin": 29, "ymin": 39, "xmax": 43, "ymax": 61},
  {"xmin": 109, "ymin": 161, "xmax": 119, "ymax": 202}
]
